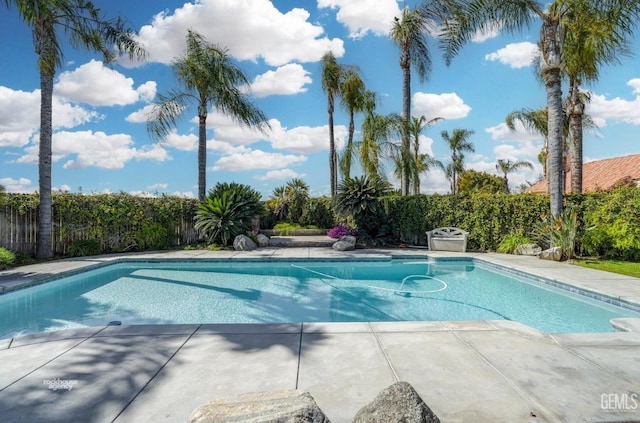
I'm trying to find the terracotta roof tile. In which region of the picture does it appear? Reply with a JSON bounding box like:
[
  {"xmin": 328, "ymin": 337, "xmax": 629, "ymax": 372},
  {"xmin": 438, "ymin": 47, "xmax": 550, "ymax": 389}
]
[{"xmin": 527, "ymin": 154, "xmax": 640, "ymax": 193}]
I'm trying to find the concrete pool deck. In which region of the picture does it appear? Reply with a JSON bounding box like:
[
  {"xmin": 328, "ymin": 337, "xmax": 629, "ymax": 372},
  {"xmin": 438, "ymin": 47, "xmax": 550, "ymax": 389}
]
[{"xmin": 1, "ymin": 247, "xmax": 640, "ymax": 422}]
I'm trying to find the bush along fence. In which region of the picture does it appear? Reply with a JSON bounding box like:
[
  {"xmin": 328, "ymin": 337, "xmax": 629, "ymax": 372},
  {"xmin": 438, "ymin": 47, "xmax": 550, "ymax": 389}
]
[{"xmin": 0, "ymin": 192, "xmax": 199, "ymax": 256}]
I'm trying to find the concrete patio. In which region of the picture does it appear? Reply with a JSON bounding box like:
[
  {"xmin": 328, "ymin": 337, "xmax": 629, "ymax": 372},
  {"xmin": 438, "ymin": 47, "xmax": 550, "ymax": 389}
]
[{"xmin": 1, "ymin": 247, "xmax": 640, "ymax": 422}]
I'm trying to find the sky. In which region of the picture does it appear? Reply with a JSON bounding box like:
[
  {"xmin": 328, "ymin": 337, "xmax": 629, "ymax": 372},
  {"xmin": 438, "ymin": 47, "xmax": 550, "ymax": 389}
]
[{"xmin": 2, "ymin": 0, "xmax": 640, "ymax": 199}]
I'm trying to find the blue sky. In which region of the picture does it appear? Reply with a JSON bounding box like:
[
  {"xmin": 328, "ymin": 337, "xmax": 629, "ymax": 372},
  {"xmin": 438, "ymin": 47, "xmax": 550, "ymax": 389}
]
[{"xmin": 2, "ymin": 0, "xmax": 640, "ymax": 199}]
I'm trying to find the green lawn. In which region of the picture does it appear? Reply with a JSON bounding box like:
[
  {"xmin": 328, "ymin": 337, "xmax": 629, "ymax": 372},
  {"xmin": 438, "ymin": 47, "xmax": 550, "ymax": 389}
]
[{"xmin": 571, "ymin": 259, "xmax": 640, "ymax": 278}]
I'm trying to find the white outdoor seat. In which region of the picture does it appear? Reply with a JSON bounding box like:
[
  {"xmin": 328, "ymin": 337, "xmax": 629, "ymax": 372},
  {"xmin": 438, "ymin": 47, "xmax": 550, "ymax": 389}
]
[{"xmin": 426, "ymin": 227, "xmax": 469, "ymax": 252}]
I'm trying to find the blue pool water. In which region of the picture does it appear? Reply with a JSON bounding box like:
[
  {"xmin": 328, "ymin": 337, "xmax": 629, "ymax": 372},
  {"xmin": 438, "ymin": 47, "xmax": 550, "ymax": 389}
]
[{"xmin": 1, "ymin": 259, "xmax": 639, "ymax": 338}]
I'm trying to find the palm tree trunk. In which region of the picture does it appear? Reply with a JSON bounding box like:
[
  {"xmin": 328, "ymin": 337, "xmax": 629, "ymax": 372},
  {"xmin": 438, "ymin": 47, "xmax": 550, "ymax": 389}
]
[
  {"xmin": 541, "ymin": 19, "xmax": 564, "ymax": 216},
  {"xmin": 328, "ymin": 102, "xmax": 336, "ymax": 196},
  {"xmin": 401, "ymin": 64, "xmax": 411, "ymax": 196},
  {"xmin": 345, "ymin": 109, "xmax": 355, "ymax": 180},
  {"xmin": 36, "ymin": 70, "xmax": 54, "ymax": 258},
  {"xmin": 198, "ymin": 113, "xmax": 207, "ymax": 201},
  {"xmin": 568, "ymin": 82, "xmax": 584, "ymax": 194}
]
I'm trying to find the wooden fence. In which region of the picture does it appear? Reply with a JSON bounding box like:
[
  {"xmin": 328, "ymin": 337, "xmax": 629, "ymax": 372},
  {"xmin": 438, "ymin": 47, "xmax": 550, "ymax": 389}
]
[{"xmin": 0, "ymin": 204, "xmax": 199, "ymax": 256}]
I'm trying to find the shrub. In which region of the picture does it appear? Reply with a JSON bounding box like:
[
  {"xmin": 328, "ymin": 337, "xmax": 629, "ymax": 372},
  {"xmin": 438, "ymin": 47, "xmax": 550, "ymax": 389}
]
[
  {"xmin": 327, "ymin": 225, "xmax": 358, "ymax": 239},
  {"xmin": 497, "ymin": 233, "xmax": 532, "ymax": 254},
  {"xmin": 534, "ymin": 208, "xmax": 579, "ymax": 260},
  {"xmin": 0, "ymin": 247, "xmax": 16, "ymax": 269},
  {"xmin": 68, "ymin": 239, "xmax": 102, "ymax": 257},
  {"xmin": 194, "ymin": 182, "xmax": 265, "ymax": 246},
  {"xmin": 132, "ymin": 221, "xmax": 171, "ymax": 251},
  {"xmin": 301, "ymin": 196, "xmax": 335, "ymax": 228}
]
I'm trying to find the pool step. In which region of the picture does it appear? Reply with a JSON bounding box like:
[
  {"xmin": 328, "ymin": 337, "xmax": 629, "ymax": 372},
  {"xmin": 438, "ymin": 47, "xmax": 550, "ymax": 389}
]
[{"xmin": 268, "ymin": 236, "xmax": 335, "ymax": 248}]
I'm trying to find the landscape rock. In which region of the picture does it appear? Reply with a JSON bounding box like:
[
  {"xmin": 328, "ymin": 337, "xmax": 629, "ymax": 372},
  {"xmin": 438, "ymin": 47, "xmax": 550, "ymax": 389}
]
[
  {"xmin": 332, "ymin": 235, "xmax": 356, "ymax": 251},
  {"xmin": 353, "ymin": 382, "xmax": 440, "ymax": 423},
  {"xmin": 187, "ymin": 389, "xmax": 330, "ymax": 423},
  {"xmin": 539, "ymin": 246, "xmax": 562, "ymax": 261},
  {"xmin": 513, "ymin": 243, "xmax": 542, "ymax": 256},
  {"xmin": 233, "ymin": 234, "xmax": 257, "ymax": 251},
  {"xmin": 256, "ymin": 233, "xmax": 270, "ymax": 247}
]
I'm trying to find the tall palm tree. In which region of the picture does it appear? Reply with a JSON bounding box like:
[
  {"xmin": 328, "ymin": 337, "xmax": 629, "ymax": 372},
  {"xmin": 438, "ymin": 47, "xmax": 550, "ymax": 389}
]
[
  {"xmin": 358, "ymin": 91, "xmax": 388, "ymax": 179},
  {"xmin": 496, "ymin": 159, "xmax": 534, "ymax": 194},
  {"xmin": 441, "ymin": 129, "xmax": 474, "ymax": 195},
  {"xmin": 408, "ymin": 116, "xmax": 443, "ymax": 194},
  {"xmin": 562, "ymin": 1, "xmax": 635, "ymax": 194},
  {"xmin": 148, "ymin": 30, "xmax": 269, "ymax": 201},
  {"xmin": 390, "ymin": 4, "xmax": 433, "ymax": 195},
  {"xmin": 435, "ymin": 0, "xmax": 640, "ymax": 214},
  {"xmin": 339, "ymin": 66, "xmax": 366, "ymax": 180},
  {"xmin": 284, "ymin": 178, "xmax": 309, "ymax": 223},
  {"xmin": 506, "ymin": 107, "xmax": 551, "ymax": 184},
  {"xmin": 320, "ymin": 51, "xmax": 344, "ymax": 196},
  {"xmin": 4, "ymin": 0, "xmax": 144, "ymax": 258}
]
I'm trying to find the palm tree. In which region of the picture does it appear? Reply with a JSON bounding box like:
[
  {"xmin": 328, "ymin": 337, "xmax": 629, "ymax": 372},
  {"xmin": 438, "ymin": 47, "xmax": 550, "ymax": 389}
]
[
  {"xmin": 562, "ymin": 2, "xmax": 635, "ymax": 193},
  {"xmin": 408, "ymin": 115, "xmax": 443, "ymax": 194},
  {"xmin": 435, "ymin": 0, "xmax": 640, "ymax": 214},
  {"xmin": 320, "ymin": 51, "xmax": 344, "ymax": 196},
  {"xmin": 269, "ymin": 186, "xmax": 289, "ymax": 221},
  {"xmin": 390, "ymin": 5, "xmax": 433, "ymax": 195},
  {"xmin": 284, "ymin": 178, "xmax": 309, "ymax": 223},
  {"xmin": 441, "ymin": 129, "xmax": 474, "ymax": 195},
  {"xmin": 358, "ymin": 91, "xmax": 390, "ymax": 179},
  {"xmin": 4, "ymin": 0, "xmax": 144, "ymax": 258},
  {"xmin": 506, "ymin": 107, "xmax": 551, "ymax": 183},
  {"xmin": 496, "ymin": 159, "xmax": 534, "ymax": 194},
  {"xmin": 339, "ymin": 66, "xmax": 366, "ymax": 180},
  {"xmin": 148, "ymin": 30, "xmax": 268, "ymax": 201}
]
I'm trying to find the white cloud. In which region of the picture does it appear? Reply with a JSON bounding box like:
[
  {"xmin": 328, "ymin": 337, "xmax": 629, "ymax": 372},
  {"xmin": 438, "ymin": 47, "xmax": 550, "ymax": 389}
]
[
  {"xmin": 15, "ymin": 130, "xmax": 169, "ymax": 169},
  {"xmin": 586, "ymin": 82, "xmax": 640, "ymax": 126},
  {"xmin": 256, "ymin": 169, "xmax": 304, "ymax": 181},
  {"xmin": 317, "ymin": 0, "xmax": 401, "ymax": 38},
  {"xmin": 472, "ymin": 22, "xmax": 502, "ymax": 43},
  {"xmin": 212, "ymin": 150, "xmax": 306, "ymax": 172},
  {"xmin": 132, "ymin": 0, "xmax": 344, "ymax": 67},
  {"xmin": 486, "ymin": 121, "xmax": 544, "ymax": 142},
  {"xmin": 125, "ymin": 104, "xmax": 156, "ymax": 123},
  {"xmin": 55, "ymin": 60, "xmax": 154, "ymax": 106},
  {"xmin": 147, "ymin": 183, "xmax": 168, "ymax": 190},
  {"xmin": 412, "ymin": 92, "xmax": 471, "ymax": 120},
  {"xmin": 162, "ymin": 130, "xmax": 198, "ymax": 151},
  {"xmin": 171, "ymin": 191, "xmax": 196, "ymax": 198},
  {"xmin": 55, "ymin": 184, "xmax": 72, "ymax": 192},
  {"xmin": 0, "ymin": 86, "xmax": 98, "ymax": 147},
  {"xmin": 269, "ymin": 121, "xmax": 347, "ymax": 153},
  {"xmin": 250, "ymin": 64, "xmax": 312, "ymax": 98},
  {"xmin": 485, "ymin": 42, "xmax": 539, "ymax": 68},
  {"xmin": 0, "ymin": 177, "xmax": 33, "ymax": 193}
]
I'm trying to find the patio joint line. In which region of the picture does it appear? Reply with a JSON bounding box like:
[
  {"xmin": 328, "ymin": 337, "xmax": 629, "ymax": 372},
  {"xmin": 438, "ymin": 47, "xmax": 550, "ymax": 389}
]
[
  {"xmin": 368, "ymin": 322, "xmax": 400, "ymax": 382},
  {"xmin": 111, "ymin": 324, "xmax": 202, "ymax": 423},
  {"xmin": 450, "ymin": 330, "xmax": 556, "ymax": 422},
  {"xmin": 0, "ymin": 326, "xmax": 108, "ymax": 392},
  {"xmin": 295, "ymin": 323, "xmax": 304, "ymax": 389}
]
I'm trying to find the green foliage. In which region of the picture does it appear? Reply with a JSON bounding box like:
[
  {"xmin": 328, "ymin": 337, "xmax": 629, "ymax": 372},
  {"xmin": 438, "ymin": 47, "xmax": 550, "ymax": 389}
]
[
  {"xmin": 534, "ymin": 208, "xmax": 579, "ymax": 259},
  {"xmin": 458, "ymin": 170, "xmax": 503, "ymax": 194},
  {"xmin": 497, "ymin": 233, "xmax": 532, "ymax": 254},
  {"xmin": 0, "ymin": 247, "xmax": 16, "ymax": 269},
  {"xmin": 194, "ymin": 182, "xmax": 264, "ymax": 246},
  {"xmin": 68, "ymin": 239, "xmax": 102, "ymax": 257},
  {"xmin": 580, "ymin": 186, "xmax": 640, "ymax": 260},
  {"xmin": 132, "ymin": 221, "xmax": 171, "ymax": 251},
  {"xmin": 300, "ymin": 196, "xmax": 335, "ymax": 228},
  {"xmin": 334, "ymin": 176, "xmax": 392, "ymax": 245},
  {"xmin": 267, "ymin": 178, "xmax": 310, "ymax": 224}
]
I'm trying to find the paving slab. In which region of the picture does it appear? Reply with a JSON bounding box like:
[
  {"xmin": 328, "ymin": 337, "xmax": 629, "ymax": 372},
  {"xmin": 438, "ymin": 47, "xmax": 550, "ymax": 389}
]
[
  {"xmin": 0, "ymin": 334, "xmax": 188, "ymax": 423},
  {"xmin": 297, "ymin": 328, "xmax": 396, "ymax": 422},
  {"xmin": 114, "ymin": 331, "xmax": 301, "ymax": 423}
]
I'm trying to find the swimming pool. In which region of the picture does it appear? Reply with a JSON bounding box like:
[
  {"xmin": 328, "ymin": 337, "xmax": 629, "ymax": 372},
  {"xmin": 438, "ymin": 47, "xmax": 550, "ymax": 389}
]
[{"xmin": 1, "ymin": 258, "xmax": 639, "ymax": 338}]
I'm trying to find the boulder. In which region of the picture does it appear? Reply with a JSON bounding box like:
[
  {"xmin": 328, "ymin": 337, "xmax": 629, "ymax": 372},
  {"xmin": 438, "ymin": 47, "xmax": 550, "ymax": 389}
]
[
  {"xmin": 539, "ymin": 246, "xmax": 562, "ymax": 261},
  {"xmin": 233, "ymin": 234, "xmax": 257, "ymax": 251},
  {"xmin": 353, "ymin": 382, "xmax": 440, "ymax": 423},
  {"xmin": 187, "ymin": 389, "xmax": 330, "ymax": 423},
  {"xmin": 513, "ymin": 243, "xmax": 542, "ymax": 256},
  {"xmin": 256, "ymin": 233, "xmax": 270, "ymax": 247},
  {"xmin": 332, "ymin": 235, "xmax": 356, "ymax": 251}
]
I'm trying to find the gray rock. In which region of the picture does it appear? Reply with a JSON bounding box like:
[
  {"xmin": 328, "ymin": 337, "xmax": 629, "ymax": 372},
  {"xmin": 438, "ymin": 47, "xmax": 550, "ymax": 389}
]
[
  {"xmin": 539, "ymin": 246, "xmax": 562, "ymax": 261},
  {"xmin": 187, "ymin": 389, "xmax": 330, "ymax": 423},
  {"xmin": 353, "ymin": 382, "xmax": 440, "ymax": 423},
  {"xmin": 256, "ymin": 233, "xmax": 270, "ymax": 247},
  {"xmin": 233, "ymin": 234, "xmax": 257, "ymax": 251},
  {"xmin": 332, "ymin": 235, "xmax": 356, "ymax": 251},
  {"xmin": 513, "ymin": 243, "xmax": 542, "ymax": 256}
]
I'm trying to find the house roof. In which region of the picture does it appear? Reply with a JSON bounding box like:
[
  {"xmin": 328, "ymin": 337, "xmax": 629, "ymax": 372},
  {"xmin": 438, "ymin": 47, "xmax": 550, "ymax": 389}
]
[{"xmin": 527, "ymin": 153, "xmax": 640, "ymax": 194}]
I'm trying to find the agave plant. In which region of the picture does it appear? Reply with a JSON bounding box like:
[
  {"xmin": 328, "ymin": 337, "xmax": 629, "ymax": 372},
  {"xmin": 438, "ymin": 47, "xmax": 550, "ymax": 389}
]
[{"xmin": 194, "ymin": 182, "xmax": 264, "ymax": 246}]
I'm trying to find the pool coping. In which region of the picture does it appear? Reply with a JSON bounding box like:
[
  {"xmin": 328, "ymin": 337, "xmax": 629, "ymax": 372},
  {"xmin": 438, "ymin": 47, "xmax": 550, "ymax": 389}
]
[{"xmin": 2, "ymin": 248, "xmax": 640, "ymax": 422}]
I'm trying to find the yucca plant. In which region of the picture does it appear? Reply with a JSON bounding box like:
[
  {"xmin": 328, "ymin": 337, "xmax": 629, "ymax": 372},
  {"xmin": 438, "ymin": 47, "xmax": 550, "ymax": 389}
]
[{"xmin": 194, "ymin": 183, "xmax": 264, "ymax": 246}]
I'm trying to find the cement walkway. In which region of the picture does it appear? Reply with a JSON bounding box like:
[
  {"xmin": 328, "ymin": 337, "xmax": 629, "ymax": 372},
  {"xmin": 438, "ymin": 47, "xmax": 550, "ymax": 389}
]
[{"xmin": 1, "ymin": 248, "xmax": 640, "ymax": 422}]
